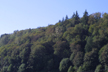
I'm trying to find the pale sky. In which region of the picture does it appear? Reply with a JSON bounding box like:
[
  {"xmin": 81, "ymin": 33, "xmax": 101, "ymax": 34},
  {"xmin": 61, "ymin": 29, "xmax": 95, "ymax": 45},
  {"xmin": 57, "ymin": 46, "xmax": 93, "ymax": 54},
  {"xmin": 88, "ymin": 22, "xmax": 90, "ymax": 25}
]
[{"xmin": 0, "ymin": 0, "xmax": 108, "ymax": 35}]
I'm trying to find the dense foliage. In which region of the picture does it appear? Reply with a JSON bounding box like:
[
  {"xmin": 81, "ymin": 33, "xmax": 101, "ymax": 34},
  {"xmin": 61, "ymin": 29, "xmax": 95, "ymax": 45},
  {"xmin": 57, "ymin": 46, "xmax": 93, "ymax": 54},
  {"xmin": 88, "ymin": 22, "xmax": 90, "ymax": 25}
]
[{"xmin": 0, "ymin": 11, "xmax": 108, "ymax": 72}]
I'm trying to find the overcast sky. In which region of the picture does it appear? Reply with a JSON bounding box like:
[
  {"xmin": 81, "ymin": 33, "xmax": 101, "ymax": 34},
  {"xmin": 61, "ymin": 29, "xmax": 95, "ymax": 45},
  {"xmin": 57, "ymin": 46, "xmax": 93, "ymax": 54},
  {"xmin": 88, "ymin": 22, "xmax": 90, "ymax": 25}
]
[{"xmin": 0, "ymin": 0, "xmax": 108, "ymax": 35}]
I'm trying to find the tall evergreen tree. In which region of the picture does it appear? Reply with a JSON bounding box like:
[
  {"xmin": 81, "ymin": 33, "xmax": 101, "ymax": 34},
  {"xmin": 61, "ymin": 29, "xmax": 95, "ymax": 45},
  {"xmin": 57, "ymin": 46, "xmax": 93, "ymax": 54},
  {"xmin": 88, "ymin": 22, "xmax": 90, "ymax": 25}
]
[
  {"xmin": 82, "ymin": 10, "xmax": 89, "ymax": 24},
  {"xmin": 71, "ymin": 13, "xmax": 75, "ymax": 18},
  {"xmin": 75, "ymin": 11, "xmax": 80, "ymax": 20},
  {"xmin": 74, "ymin": 11, "xmax": 80, "ymax": 24},
  {"xmin": 65, "ymin": 15, "xmax": 69, "ymax": 20},
  {"xmin": 62, "ymin": 17, "xmax": 65, "ymax": 22}
]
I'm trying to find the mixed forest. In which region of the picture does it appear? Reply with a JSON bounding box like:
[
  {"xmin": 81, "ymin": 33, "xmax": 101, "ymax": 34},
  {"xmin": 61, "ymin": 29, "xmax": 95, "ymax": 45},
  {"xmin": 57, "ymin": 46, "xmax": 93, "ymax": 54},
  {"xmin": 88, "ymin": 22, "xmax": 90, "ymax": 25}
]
[{"xmin": 0, "ymin": 11, "xmax": 108, "ymax": 72}]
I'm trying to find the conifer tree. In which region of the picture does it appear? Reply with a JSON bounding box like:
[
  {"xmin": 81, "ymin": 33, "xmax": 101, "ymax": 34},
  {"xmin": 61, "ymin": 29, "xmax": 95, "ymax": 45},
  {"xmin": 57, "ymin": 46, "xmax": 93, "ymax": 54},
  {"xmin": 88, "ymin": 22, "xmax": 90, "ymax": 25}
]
[
  {"xmin": 74, "ymin": 11, "xmax": 80, "ymax": 24},
  {"xmin": 65, "ymin": 15, "xmax": 69, "ymax": 20},
  {"xmin": 71, "ymin": 13, "xmax": 75, "ymax": 18},
  {"xmin": 82, "ymin": 10, "xmax": 89, "ymax": 24}
]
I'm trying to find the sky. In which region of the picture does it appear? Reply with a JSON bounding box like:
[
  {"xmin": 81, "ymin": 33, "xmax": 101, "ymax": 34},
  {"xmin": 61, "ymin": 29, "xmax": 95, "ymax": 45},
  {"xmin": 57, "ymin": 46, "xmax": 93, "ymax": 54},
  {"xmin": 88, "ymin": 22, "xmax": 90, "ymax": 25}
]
[{"xmin": 0, "ymin": 0, "xmax": 108, "ymax": 35}]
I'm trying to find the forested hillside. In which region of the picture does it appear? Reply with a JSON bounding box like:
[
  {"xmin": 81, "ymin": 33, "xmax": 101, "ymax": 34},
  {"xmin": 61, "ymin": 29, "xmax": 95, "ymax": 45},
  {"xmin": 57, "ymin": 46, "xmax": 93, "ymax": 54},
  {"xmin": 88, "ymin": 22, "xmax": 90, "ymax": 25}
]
[{"xmin": 0, "ymin": 11, "xmax": 108, "ymax": 72}]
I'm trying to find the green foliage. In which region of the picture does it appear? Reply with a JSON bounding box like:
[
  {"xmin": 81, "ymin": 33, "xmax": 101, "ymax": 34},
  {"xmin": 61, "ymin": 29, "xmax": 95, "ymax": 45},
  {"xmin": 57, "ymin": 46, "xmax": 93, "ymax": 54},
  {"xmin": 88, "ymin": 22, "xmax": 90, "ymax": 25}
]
[
  {"xmin": 77, "ymin": 61, "xmax": 93, "ymax": 72},
  {"xmin": 74, "ymin": 11, "xmax": 80, "ymax": 24},
  {"xmin": 53, "ymin": 41, "xmax": 70, "ymax": 58},
  {"xmin": 81, "ymin": 10, "xmax": 89, "ymax": 24},
  {"xmin": 65, "ymin": 15, "xmax": 69, "ymax": 20},
  {"xmin": 59, "ymin": 58, "xmax": 70, "ymax": 72},
  {"xmin": 99, "ymin": 44, "xmax": 108, "ymax": 64},
  {"xmin": 85, "ymin": 36, "xmax": 93, "ymax": 52},
  {"xmin": 70, "ymin": 43, "xmax": 82, "ymax": 52},
  {"xmin": 0, "ymin": 34, "xmax": 10, "ymax": 46},
  {"xmin": 72, "ymin": 52, "xmax": 84, "ymax": 67},
  {"xmin": 105, "ymin": 65, "xmax": 108, "ymax": 72},
  {"xmin": 47, "ymin": 59, "xmax": 54, "ymax": 71},
  {"xmin": 7, "ymin": 64, "xmax": 13, "ymax": 72},
  {"xmin": 82, "ymin": 61, "xmax": 92, "ymax": 71},
  {"xmin": 70, "ymin": 52, "xmax": 75, "ymax": 63},
  {"xmin": 67, "ymin": 66, "xmax": 74, "ymax": 72},
  {"xmin": 1, "ymin": 66, "xmax": 8, "ymax": 72},
  {"xmin": 18, "ymin": 63, "xmax": 26, "ymax": 72},
  {"xmin": 0, "ymin": 11, "xmax": 108, "ymax": 72},
  {"xmin": 95, "ymin": 64, "xmax": 103, "ymax": 72}
]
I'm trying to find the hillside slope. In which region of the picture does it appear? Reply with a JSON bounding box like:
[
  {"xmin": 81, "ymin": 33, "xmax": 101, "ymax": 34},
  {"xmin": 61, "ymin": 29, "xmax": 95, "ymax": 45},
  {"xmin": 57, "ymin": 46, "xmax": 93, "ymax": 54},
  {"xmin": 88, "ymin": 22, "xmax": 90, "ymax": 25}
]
[{"xmin": 0, "ymin": 11, "xmax": 108, "ymax": 72}]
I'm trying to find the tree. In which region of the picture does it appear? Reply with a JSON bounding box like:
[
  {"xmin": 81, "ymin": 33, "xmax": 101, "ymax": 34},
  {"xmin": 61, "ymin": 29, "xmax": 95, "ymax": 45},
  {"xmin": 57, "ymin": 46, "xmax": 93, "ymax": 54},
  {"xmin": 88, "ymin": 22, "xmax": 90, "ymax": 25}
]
[
  {"xmin": 73, "ymin": 52, "xmax": 84, "ymax": 67},
  {"xmin": 82, "ymin": 10, "xmax": 89, "ymax": 24},
  {"xmin": 99, "ymin": 44, "xmax": 108, "ymax": 64},
  {"xmin": 0, "ymin": 34, "xmax": 9, "ymax": 46},
  {"xmin": 103, "ymin": 13, "xmax": 108, "ymax": 19},
  {"xmin": 59, "ymin": 58, "xmax": 71, "ymax": 72},
  {"xmin": 18, "ymin": 63, "xmax": 26, "ymax": 72},
  {"xmin": 1, "ymin": 66, "xmax": 8, "ymax": 72},
  {"xmin": 62, "ymin": 17, "xmax": 65, "ymax": 22},
  {"xmin": 94, "ymin": 64, "xmax": 103, "ymax": 72},
  {"xmin": 71, "ymin": 11, "xmax": 80, "ymax": 25},
  {"xmin": 59, "ymin": 20, "xmax": 62, "ymax": 23},
  {"xmin": 70, "ymin": 43, "xmax": 82, "ymax": 52},
  {"xmin": 85, "ymin": 36, "xmax": 93, "ymax": 52},
  {"xmin": 71, "ymin": 13, "xmax": 75, "ymax": 18},
  {"xmin": 74, "ymin": 11, "xmax": 80, "ymax": 24},
  {"xmin": 7, "ymin": 64, "xmax": 13, "ymax": 72},
  {"xmin": 67, "ymin": 66, "xmax": 74, "ymax": 72},
  {"xmin": 47, "ymin": 59, "xmax": 54, "ymax": 71},
  {"xmin": 93, "ymin": 12, "xmax": 101, "ymax": 21},
  {"xmin": 53, "ymin": 41, "xmax": 70, "ymax": 58},
  {"xmin": 77, "ymin": 62, "xmax": 93, "ymax": 72},
  {"xmin": 19, "ymin": 44, "xmax": 31, "ymax": 63},
  {"xmin": 81, "ymin": 61, "xmax": 92, "ymax": 71},
  {"xmin": 88, "ymin": 12, "xmax": 101, "ymax": 24},
  {"xmin": 28, "ymin": 44, "xmax": 46, "ymax": 71},
  {"xmin": 84, "ymin": 48, "xmax": 98, "ymax": 70},
  {"xmin": 65, "ymin": 15, "xmax": 69, "ymax": 20}
]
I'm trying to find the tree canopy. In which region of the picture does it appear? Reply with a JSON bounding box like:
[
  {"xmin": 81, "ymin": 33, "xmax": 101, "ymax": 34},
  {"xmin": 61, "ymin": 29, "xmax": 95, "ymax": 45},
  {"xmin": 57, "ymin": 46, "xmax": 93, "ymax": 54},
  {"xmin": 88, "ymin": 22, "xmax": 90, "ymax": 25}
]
[{"xmin": 0, "ymin": 11, "xmax": 108, "ymax": 72}]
